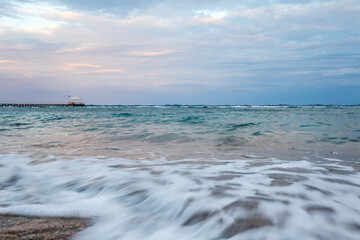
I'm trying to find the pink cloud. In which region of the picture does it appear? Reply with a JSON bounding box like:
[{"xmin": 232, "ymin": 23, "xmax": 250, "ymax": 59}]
[
  {"xmin": 64, "ymin": 63, "xmax": 101, "ymax": 69},
  {"xmin": 0, "ymin": 66, "xmax": 27, "ymax": 70},
  {"xmin": 62, "ymin": 63, "xmax": 123, "ymax": 74},
  {"xmin": 0, "ymin": 60, "xmax": 18, "ymax": 64},
  {"xmin": 0, "ymin": 60, "xmax": 33, "ymax": 78},
  {"xmin": 0, "ymin": 60, "xmax": 28, "ymax": 72}
]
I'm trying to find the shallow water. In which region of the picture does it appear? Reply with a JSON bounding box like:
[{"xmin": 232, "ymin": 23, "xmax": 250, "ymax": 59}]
[{"xmin": 0, "ymin": 106, "xmax": 359, "ymax": 239}]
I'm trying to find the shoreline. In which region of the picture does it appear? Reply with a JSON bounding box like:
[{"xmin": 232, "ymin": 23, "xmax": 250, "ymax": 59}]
[{"xmin": 0, "ymin": 214, "xmax": 91, "ymax": 240}]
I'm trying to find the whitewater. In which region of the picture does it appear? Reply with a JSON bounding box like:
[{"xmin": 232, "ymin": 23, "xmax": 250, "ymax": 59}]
[{"xmin": 0, "ymin": 105, "xmax": 359, "ymax": 239}]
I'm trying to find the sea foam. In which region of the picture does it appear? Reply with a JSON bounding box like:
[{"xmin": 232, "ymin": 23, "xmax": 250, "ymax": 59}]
[{"xmin": 0, "ymin": 153, "xmax": 359, "ymax": 240}]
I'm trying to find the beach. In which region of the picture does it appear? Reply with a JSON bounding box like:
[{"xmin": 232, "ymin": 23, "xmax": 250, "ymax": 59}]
[
  {"xmin": 0, "ymin": 214, "xmax": 89, "ymax": 240},
  {"xmin": 0, "ymin": 105, "xmax": 359, "ymax": 239}
]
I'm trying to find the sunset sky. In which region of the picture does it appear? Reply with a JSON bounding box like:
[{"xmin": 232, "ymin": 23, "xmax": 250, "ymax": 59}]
[{"xmin": 0, "ymin": 0, "xmax": 359, "ymax": 104}]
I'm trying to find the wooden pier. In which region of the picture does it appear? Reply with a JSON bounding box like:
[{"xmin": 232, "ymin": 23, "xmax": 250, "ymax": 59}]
[{"xmin": 0, "ymin": 102, "xmax": 85, "ymax": 107}]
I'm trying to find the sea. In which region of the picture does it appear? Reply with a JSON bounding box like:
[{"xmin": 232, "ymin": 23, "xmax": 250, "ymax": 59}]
[{"xmin": 0, "ymin": 105, "xmax": 359, "ymax": 240}]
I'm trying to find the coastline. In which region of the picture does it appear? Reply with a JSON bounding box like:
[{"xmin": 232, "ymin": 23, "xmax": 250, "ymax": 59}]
[
  {"xmin": 0, "ymin": 106, "xmax": 359, "ymax": 239},
  {"xmin": 0, "ymin": 214, "xmax": 91, "ymax": 240}
]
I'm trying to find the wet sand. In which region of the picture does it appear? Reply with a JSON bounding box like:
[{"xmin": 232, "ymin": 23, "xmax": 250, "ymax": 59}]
[{"xmin": 0, "ymin": 214, "xmax": 90, "ymax": 240}]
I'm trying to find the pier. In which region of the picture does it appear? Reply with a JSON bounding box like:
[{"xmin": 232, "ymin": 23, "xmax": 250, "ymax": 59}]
[
  {"xmin": 0, "ymin": 102, "xmax": 85, "ymax": 107},
  {"xmin": 1, "ymin": 96, "xmax": 85, "ymax": 107}
]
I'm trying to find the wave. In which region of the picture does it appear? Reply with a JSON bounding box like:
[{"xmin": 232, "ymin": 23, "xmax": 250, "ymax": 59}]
[{"xmin": 1, "ymin": 154, "xmax": 359, "ymax": 240}]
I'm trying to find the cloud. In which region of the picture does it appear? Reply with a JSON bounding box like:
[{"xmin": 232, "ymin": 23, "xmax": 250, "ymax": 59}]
[
  {"xmin": 0, "ymin": 59, "xmax": 33, "ymax": 78},
  {"xmin": 0, "ymin": 60, "xmax": 18, "ymax": 63},
  {"xmin": 0, "ymin": 65, "xmax": 27, "ymax": 71},
  {"xmin": 50, "ymin": 0, "xmax": 153, "ymax": 15},
  {"xmin": 0, "ymin": 0, "xmax": 359, "ymax": 104},
  {"xmin": 80, "ymin": 69, "xmax": 124, "ymax": 74},
  {"xmin": 129, "ymin": 50, "xmax": 175, "ymax": 56},
  {"xmin": 153, "ymin": 81, "xmax": 170, "ymax": 86},
  {"xmin": 62, "ymin": 63, "xmax": 123, "ymax": 74},
  {"xmin": 0, "ymin": 59, "xmax": 27, "ymax": 71},
  {"xmin": 64, "ymin": 63, "xmax": 101, "ymax": 69},
  {"xmin": 0, "ymin": 3, "xmax": 62, "ymax": 34},
  {"xmin": 56, "ymin": 43, "xmax": 103, "ymax": 53},
  {"xmin": 40, "ymin": 8, "xmax": 82, "ymax": 21},
  {"xmin": 321, "ymin": 68, "xmax": 360, "ymax": 76}
]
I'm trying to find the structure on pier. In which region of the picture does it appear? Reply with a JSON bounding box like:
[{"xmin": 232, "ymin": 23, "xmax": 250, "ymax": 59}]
[{"xmin": 68, "ymin": 96, "xmax": 85, "ymax": 106}]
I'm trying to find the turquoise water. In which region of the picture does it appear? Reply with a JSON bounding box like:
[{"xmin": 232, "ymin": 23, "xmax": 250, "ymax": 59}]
[
  {"xmin": 0, "ymin": 105, "xmax": 359, "ymax": 159},
  {"xmin": 0, "ymin": 106, "xmax": 359, "ymax": 239}
]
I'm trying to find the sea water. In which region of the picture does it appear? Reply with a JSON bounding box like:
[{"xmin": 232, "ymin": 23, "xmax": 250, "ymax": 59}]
[{"xmin": 0, "ymin": 105, "xmax": 359, "ymax": 239}]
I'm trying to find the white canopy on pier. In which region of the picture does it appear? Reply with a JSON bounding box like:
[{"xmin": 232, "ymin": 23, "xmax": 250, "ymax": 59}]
[{"xmin": 69, "ymin": 96, "xmax": 82, "ymax": 101}]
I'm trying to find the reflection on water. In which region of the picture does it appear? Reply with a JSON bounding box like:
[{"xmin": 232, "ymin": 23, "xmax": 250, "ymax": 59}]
[{"xmin": 0, "ymin": 106, "xmax": 359, "ymax": 239}]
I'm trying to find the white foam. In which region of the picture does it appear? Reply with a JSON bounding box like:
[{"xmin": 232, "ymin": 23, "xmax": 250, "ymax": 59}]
[{"xmin": 0, "ymin": 154, "xmax": 359, "ymax": 240}]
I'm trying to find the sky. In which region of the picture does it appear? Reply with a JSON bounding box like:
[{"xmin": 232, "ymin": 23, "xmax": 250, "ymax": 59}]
[{"xmin": 0, "ymin": 0, "xmax": 359, "ymax": 105}]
